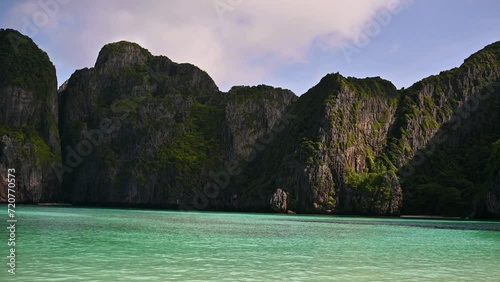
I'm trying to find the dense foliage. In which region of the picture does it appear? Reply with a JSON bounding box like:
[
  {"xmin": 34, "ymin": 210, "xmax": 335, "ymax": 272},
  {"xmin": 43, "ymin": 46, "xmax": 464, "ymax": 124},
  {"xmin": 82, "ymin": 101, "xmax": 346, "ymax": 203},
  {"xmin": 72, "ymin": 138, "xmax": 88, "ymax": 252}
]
[{"xmin": 0, "ymin": 29, "xmax": 56, "ymax": 100}]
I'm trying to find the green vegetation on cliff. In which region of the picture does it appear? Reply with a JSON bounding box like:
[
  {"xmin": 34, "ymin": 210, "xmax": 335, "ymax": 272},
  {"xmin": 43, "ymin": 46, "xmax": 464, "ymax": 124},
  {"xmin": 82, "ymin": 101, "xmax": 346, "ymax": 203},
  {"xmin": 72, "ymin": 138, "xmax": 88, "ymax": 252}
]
[
  {"xmin": 0, "ymin": 29, "xmax": 56, "ymax": 100},
  {"xmin": 392, "ymin": 41, "xmax": 500, "ymax": 217},
  {"xmin": 0, "ymin": 29, "xmax": 61, "ymax": 203},
  {"xmin": 2, "ymin": 29, "xmax": 500, "ymax": 218}
]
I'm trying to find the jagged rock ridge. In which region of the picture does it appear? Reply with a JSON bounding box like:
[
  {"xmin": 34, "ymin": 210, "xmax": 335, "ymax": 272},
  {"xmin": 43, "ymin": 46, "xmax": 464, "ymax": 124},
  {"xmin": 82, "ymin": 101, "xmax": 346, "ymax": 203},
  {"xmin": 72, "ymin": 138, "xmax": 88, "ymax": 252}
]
[
  {"xmin": 1, "ymin": 28, "xmax": 499, "ymax": 218},
  {"xmin": 58, "ymin": 41, "xmax": 295, "ymax": 207},
  {"xmin": 0, "ymin": 29, "xmax": 62, "ymax": 202}
]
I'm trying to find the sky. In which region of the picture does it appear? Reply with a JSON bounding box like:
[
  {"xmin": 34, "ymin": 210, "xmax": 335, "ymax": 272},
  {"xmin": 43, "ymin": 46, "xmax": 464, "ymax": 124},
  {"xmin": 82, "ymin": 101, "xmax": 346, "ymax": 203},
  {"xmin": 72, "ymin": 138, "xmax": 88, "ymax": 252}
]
[{"xmin": 1, "ymin": 0, "xmax": 500, "ymax": 95}]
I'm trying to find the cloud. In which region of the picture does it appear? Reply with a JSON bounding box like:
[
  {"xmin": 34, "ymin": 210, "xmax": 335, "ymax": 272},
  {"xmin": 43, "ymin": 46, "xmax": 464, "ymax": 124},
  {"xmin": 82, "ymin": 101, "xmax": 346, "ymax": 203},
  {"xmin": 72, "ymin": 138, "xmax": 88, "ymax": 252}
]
[{"xmin": 2, "ymin": 0, "xmax": 402, "ymax": 91}]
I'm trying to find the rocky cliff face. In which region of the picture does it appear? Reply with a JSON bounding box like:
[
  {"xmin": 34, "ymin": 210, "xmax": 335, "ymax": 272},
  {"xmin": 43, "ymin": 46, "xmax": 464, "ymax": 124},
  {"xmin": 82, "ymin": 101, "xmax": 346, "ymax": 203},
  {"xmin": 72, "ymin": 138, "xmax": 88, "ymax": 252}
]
[
  {"xmin": 394, "ymin": 42, "xmax": 500, "ymax": 217},
  {"xmin": 223, "ymin": 85, "xmax": 296, "ymax": 162},
  {"xmin": 2, "ymin": 29, "xmax": 500, "ymax": 218},
  {"xmin": 488, "ymin": 176, "xmax": 500, "ymax": 217},
  {"xmin": 0, "ymin": 29, "xmax": 61, "ymax": 203},
  {"xmin": 58, "ymin": 41, "xmax": 295, "ymax": 207},
  {"xmin": 235, "ymin": 74, "xmax": 403, "ymax": 215},
  {"xmin": 233, "ymin": 42, "xmax": 500, "ymax": 217},
  {"xmin": 486, "ymin": 142, "xmax": 500, "ymax": 217},
  {"xmin": 389, "ymin": 43, "xmax": 500, "ymax": 167}
]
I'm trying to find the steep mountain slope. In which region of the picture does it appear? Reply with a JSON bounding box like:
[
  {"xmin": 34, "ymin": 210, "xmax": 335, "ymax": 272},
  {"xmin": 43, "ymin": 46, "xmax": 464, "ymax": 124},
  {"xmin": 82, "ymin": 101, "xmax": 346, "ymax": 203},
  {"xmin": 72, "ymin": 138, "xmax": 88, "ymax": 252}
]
[
  {"xmin": 0, "ymin": 29, "xmax": 61, "ymax": 202},
  {"xmin": 236, "ymin": 41, "xmax": 500, "ymax": 217},
  {"xmin": 395, "ymin": 41, "xmax": 500, "ymax": 217},
  {"xmin": 235, "ymin": 74, "xmax": 403, "ymax": 214},
  {"xmin": 1, "ymin": 29, "xmax": 499, "ymax": 218},
  {"xmin": 58, "ymin": 41, "xmax": 295, "ymax": 207}
]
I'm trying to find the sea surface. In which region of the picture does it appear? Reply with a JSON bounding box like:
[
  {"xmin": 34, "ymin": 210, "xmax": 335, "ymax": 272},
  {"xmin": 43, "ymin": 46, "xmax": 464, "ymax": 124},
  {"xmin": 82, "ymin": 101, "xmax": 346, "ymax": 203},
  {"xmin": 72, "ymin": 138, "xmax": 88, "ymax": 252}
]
[{"xmin": 1, "ymin": 205, "xmax": 500, "ymax": 281}]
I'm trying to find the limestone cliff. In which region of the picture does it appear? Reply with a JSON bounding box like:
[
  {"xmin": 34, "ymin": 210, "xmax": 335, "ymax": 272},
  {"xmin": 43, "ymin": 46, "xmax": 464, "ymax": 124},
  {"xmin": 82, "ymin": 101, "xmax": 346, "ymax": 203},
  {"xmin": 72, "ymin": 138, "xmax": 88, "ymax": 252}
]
[
  {"xmin": 394, "ymin": 42, "xmax": 500, "ymax": 217},
  {"xmin": 2, "ymin": 29, "xmax": 500, "ymax": 218},
  {"xmin": 486, "ymin": 141, "xmax": 500, "ymax": 217},
  {"xmin": 235, "ymin": 74, "xmax": 403, "ymax": 215},
  {"xmin": 233, "ymin": 42, "xmax": 500, "ymax": 217},
  {"xmin": 58, "ymin": 41, "xmax": 295, "ymax": 207},
  {"xmin": 0, "ymin": 29, "xmax": 61, "ymax": 203}
]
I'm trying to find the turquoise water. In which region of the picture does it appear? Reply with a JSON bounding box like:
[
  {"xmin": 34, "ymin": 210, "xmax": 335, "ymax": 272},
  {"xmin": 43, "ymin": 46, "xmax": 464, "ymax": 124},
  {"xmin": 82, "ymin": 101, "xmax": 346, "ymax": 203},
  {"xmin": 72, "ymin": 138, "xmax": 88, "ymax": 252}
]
[{"xmin": 1, "ymin": 206, "xmax": 500, "ymax": 281}]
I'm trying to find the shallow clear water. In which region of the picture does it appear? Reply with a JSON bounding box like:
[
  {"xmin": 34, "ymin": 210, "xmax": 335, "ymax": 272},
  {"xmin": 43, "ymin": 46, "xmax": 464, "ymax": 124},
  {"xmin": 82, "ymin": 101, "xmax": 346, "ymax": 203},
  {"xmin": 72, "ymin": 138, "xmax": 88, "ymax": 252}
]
[{"xmin": 1, "ymin": 205, "xmax": 500, "ymax": 281}]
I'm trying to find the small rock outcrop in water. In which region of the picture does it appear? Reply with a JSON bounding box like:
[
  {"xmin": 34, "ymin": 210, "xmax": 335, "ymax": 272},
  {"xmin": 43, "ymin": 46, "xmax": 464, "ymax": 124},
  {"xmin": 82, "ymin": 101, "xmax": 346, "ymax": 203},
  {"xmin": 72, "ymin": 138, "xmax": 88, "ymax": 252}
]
[
  {"xmin": 1, "ymin": 29, "xmax": 500, "ymax": 218},
  {"xmin": 270, "ymin": 188, "xmax": 288, "ymax": 212},
  {"xmin": 0, "ymin": 29, "xmax": 61, "ymax": 203}
]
